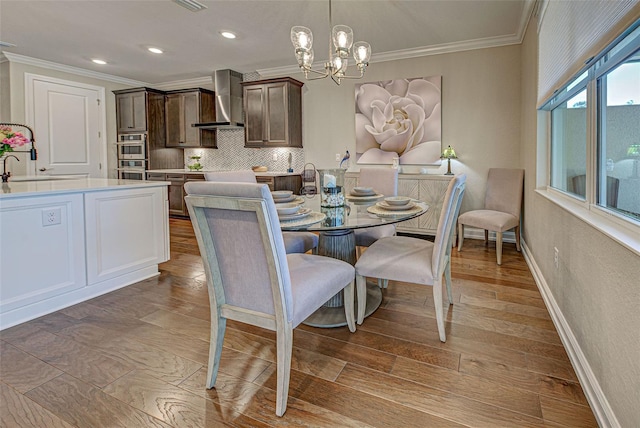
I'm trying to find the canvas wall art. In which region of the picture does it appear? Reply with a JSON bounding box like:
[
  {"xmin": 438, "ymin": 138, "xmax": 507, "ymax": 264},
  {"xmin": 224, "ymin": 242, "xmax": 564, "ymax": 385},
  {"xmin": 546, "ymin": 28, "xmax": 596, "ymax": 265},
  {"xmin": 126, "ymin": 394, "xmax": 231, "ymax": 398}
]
[{"xmin": 355, "ymin": 75, "xmax": 442, "ymax": 165}]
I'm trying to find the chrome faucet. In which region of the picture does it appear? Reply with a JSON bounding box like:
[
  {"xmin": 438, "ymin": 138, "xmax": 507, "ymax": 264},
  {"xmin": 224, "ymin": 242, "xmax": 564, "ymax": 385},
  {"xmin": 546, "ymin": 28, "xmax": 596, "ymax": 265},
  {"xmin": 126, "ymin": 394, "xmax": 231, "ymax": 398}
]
[{"xmin": 2, "ymin": 155, "xmax": 20, "ymax": 182}]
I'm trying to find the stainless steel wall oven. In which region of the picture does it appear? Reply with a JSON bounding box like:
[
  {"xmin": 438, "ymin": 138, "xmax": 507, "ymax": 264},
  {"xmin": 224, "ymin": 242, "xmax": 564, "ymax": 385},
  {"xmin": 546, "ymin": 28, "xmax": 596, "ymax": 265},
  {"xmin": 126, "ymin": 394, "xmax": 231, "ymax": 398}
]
[{"xmin": 116, "ymin": 134, "xmax": 147, "ymax": 180}]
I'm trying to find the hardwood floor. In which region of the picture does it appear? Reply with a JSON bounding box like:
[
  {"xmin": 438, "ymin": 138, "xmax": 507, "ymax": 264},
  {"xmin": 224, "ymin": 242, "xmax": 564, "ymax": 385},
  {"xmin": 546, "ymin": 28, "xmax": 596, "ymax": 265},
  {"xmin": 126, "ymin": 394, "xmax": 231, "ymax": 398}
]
[{"xmin": 0, "ymin": 218, "xmax": 597, "ymax": 427}]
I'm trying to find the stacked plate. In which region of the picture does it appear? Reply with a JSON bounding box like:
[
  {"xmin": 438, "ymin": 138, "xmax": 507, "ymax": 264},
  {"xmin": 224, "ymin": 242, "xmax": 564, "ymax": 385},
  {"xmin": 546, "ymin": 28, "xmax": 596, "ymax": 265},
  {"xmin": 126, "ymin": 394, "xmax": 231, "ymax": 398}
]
[
  {"xmin": 276, "ymin": 203, "xmax": 312, "ymax": 220},
  {"xmin": 376, "ymin": 196, "xmax": 415, "ymax": 211},
  {"xmin": 350, "ymin": 186, "xmax": 375, "ymax": 196},
  {"xmin": 271, "ymin": 190, "xmax": 297, "ymax": 204}
]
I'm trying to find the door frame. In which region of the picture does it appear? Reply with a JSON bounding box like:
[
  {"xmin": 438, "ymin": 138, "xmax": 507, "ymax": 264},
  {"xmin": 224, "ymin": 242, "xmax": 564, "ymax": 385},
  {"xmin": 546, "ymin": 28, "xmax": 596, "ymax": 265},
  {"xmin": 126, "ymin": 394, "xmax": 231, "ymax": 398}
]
[{"xmin": 24, "ymin": 73, "xmax": 108, "ymax": 178}]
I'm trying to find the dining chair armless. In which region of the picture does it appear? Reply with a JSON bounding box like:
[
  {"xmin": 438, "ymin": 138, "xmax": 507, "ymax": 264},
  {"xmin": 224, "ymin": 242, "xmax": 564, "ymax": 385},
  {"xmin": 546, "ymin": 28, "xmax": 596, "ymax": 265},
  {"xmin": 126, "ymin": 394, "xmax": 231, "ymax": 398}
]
[
  {"xmin": 457, "ymin": 168, "xmax": 524, "ymax": 265},
  {"xmin": 354, "ymin": 167, "xmax": 399, "ymax": 248},
  {"xmin": 354, "ymin": 174, "xmax": 466, "ymax": 342},
  {"xmin": 204, "ymin": 170, "xmax": 319, "ymax": 254},
  {"xmin": 184, "ymin": 181, "xmax": 356, "ymax": 417}
]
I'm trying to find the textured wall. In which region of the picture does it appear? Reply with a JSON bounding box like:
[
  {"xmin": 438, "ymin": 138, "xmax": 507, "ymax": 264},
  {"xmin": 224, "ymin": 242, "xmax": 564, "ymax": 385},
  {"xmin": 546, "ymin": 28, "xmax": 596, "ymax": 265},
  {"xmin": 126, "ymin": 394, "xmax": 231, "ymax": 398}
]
[{"xmin": 521, "ymin": 16, "xmax": 640, "ymax": 427}]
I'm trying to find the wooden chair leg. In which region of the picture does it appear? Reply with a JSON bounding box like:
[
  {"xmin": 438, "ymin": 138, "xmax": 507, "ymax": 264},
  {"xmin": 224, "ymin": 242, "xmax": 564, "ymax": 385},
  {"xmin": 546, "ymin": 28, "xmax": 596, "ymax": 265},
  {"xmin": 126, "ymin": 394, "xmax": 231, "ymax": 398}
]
[
  {"xmin": 496, "ymin": 231, "xmax": 503, "ymax": 265},
  {"xmin": 432, "ymin": 280, "xmax": 446, "ymax": 342},
  {"xmin": 206, "ymin": 316, "xmax": 226, "ymax": 389},
  {"xmin": 444, "ymin": 259, "xmax": 453, "ymax": 304},
  {"xmin": 515, "ymin": 225, "xmax": 521, "ymax": 252},
  {"xmin": 275, "ymin": 324, "xmax": 293, "ymax": 417},
  {"xmin": 457, "ymin": 223, "xmax": 465, "ymax": 251},
  {"xmin": 343, "ymin": 280, "xmax": 356, "ymax": 332},
  {"xmin": 356, "ymin": 274, "xmax": 367, "ymax": 325}
]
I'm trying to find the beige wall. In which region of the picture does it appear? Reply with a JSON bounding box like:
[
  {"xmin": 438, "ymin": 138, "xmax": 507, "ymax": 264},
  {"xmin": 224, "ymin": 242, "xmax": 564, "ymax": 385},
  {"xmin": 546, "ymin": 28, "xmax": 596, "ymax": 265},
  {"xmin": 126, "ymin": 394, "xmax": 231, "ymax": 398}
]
[
  {"xmin": 520, "ymin": 16, "xmax": 640, "ymax": 427},
  {"xmin": 0, "ymin": 61, "xmax": 10, "ymax": 121},
  {"xmin": 298, "ymin": 45, "xmax": 522, "ymax": 214},
  {"xmin": 3, "ymin": 61, "xmax": 132, "ymax": 176}
]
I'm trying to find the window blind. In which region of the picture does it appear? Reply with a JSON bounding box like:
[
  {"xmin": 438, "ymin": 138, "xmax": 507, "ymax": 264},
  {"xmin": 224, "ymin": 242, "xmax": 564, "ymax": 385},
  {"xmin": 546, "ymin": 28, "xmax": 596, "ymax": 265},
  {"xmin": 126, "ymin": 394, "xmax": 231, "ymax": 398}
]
[{"xmin": 538, "ymin": 0, "xmax": 640, "ymax": 105}]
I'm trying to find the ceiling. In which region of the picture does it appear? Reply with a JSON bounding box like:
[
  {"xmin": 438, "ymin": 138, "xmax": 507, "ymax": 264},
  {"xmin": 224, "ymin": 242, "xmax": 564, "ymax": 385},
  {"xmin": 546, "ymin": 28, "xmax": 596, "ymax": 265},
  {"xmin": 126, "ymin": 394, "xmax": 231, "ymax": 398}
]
[{"xmin": 0, "ymin": 0, "xmax": 534, "ymax": 86}]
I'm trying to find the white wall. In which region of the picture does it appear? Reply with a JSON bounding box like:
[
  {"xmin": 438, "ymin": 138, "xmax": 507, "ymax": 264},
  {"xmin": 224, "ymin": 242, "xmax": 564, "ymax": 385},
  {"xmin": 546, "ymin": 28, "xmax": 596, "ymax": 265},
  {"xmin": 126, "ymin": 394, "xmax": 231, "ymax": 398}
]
[
  {"xmin": 3, "ymin": 60, "xmax": 132, "ymax": 177},
  {"xmin": 521, "ymin": 16, "xmax": 640, "ymax": 427},
  {"xmin": 296, "ymin": 45, "xmax": 522, "ymax": 213}
]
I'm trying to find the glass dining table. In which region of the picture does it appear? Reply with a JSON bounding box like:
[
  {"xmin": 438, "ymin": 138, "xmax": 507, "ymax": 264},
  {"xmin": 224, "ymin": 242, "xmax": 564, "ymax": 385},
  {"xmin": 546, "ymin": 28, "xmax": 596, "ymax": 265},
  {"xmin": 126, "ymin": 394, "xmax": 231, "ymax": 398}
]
[{"xmin": 279, "ymin": 193, "xmax": 429, "ymax": 328}]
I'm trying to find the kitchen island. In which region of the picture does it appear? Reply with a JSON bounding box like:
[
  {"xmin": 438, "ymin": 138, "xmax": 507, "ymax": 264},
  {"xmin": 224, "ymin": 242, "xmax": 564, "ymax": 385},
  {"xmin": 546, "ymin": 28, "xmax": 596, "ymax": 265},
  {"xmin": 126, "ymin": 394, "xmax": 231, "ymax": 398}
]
[{"xmin": 0, "ymin": 178, "xmax": 170, "ymax": 330}]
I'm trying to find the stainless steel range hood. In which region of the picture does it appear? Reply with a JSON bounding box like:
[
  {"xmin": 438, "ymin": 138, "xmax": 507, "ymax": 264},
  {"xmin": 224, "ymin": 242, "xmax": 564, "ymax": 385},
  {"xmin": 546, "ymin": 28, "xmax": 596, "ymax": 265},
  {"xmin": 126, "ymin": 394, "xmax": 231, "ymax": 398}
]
[{"xmin": 193, "ymin": 69, "xmax": 244, "ymax": 129}]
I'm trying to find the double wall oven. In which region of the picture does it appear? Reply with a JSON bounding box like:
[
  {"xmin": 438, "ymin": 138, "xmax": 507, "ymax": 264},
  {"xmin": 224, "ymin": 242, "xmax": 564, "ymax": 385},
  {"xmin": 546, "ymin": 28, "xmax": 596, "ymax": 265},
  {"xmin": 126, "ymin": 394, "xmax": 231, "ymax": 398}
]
[{"xmin": 116, "ymin": 133, "xmax": 147, "ymax": 180}]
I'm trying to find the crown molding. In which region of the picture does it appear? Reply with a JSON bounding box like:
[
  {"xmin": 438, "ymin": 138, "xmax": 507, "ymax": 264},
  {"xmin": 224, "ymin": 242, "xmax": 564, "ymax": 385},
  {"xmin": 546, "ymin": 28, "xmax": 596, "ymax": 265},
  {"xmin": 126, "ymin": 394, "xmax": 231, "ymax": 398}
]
[
  {"xmin": 258, "ymin": 33, "xmax": 523, "ymax": 77},
  {"xmin": 1, "ymin": 52, "xmax": 148, "ymax": 86},
  {"xmin": 153, "ymin": 76, "xmax": 212, "ymax": 90}
]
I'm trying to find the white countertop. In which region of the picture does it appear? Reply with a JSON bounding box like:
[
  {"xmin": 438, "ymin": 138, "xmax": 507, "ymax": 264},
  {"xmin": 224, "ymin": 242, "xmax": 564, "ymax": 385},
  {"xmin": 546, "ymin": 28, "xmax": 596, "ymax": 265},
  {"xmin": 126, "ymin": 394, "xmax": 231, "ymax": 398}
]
[
  {"xmin": 0, "ymin": 177, "xmax": 170, "ymax": 199},
  {"xmin": 146, "ymin": 169, "xmax": 301, "ymax": 176}
]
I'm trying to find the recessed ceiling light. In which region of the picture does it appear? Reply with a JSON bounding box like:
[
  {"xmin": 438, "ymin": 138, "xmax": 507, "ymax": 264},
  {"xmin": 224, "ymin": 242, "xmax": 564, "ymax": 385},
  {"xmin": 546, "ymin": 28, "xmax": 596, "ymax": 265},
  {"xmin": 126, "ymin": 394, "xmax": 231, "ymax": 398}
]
[
  {"xmin": 220, "ymin": 31, "xmax": 236, "ymax": 39},
  {"xmin": 92, "ymin": 59, "xmax": 107, "ymax": 65},
  {"xmin": 148, "ymin": 47, "xmax": 163, "ymax": 54}
]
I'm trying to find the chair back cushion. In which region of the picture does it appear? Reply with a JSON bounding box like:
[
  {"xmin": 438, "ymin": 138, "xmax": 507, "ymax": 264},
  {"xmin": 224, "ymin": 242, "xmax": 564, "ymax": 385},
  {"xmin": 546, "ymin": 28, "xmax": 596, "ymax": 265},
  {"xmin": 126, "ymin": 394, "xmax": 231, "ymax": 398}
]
[
  {"xmin": 204, "ymin": 170, "xmax": 257, "ymax": 183},
  {"xmin": 432, "ymin": 174, "xmax": 466, "ymax": 275},
  {"xmin": 359, "ymin": 168, "xmax": 398, "ymax": 197},
  {"xmin": 484, "ymin": 168, "xmax": 524, "ymax": 218},
  {"xmin": 184, "ymin": 181, "xmax": 293, "ymax": 322}
]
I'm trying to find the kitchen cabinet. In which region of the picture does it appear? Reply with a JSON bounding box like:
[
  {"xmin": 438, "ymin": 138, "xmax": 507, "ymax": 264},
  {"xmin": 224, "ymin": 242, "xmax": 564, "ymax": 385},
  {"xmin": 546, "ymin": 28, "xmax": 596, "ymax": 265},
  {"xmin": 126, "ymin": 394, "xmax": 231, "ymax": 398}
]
[
  {"xmin": 255, "ymin": 174, "xmax": 302, "ymax": 194},
  {"xmin": 113, "ymin": 87, "xmax": 182, "ymax": 170},
  {"xmin": 165, "ymin": 88, "xmax": 217, "ymax": 148},
  {"xmin": 241, "ymin": 78, "xmax": 303, "ymax": 148},
  {"xmin": 147, "ymin": 172, "xmax": 205, "ymax": 217},
  {"xmin": 346, "ymin": 172, "xmax": 454, "ymax": 236}
]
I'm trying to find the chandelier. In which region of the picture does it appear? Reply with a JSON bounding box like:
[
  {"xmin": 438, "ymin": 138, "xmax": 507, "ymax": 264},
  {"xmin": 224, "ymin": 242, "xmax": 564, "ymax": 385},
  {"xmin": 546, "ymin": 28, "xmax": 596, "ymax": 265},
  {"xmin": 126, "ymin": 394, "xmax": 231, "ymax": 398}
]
[{"xmin": 290, "ymin": 0, "xmax": 371, "ymax": 85}]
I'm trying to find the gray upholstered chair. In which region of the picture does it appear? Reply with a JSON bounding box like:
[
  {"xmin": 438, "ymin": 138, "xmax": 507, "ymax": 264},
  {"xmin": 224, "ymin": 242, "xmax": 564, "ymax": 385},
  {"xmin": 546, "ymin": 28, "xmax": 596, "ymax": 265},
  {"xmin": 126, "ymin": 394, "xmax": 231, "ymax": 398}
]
[
  {"xmin": 457, "ymin": 168, "xmax": 524, "ymax": 265},
  {"xmin": 184, "ymin": 181, "xmax": 356, "ymax": 417},
  {"xmin": 354, "ymin": 174, "xmax": 466, "ymax": 342},
  {"xmin": 204, "ymin": 170, "xmax": 318, "ymax": 254},
  {"xmin": 354, "ymin": 167, "xmax": 399, "ymax": 250}
]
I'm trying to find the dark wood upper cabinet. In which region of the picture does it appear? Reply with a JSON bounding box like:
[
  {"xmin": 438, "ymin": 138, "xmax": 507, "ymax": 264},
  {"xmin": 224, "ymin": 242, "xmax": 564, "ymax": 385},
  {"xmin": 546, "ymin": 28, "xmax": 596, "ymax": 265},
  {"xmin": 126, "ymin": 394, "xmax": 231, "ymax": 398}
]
[
  {"xmin": 165, "ymin": 88, "xmax": 217, "ymax": 148},
  {"xmin": 241, "ymin": 77, "xmax": 303, "ymax": 148},
  {"xmin": 114, "ymin": 87, "xmax": 165, "ymax": 133}
]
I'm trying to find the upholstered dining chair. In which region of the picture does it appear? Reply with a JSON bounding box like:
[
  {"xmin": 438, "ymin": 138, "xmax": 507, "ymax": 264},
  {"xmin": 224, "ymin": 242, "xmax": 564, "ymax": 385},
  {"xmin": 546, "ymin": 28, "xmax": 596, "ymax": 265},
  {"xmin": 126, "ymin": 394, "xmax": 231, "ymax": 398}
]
[
  {"xmin": 457, "ymin": 168, "xmax": 524, "ymax": 265},
  {"xmin": 184, "ymin": 181, "xmax": 356, "ymax": 417},
  {"xmin": 354, "ymin": 174, "xmax": 466, "ymax": 342},
  {"xmin": 204, "ymin": 170, "xmax": 318, "ymax": 254},
  {"xmin": 354, "ymin": 167, "xmax": 399, "ymax": 251}
]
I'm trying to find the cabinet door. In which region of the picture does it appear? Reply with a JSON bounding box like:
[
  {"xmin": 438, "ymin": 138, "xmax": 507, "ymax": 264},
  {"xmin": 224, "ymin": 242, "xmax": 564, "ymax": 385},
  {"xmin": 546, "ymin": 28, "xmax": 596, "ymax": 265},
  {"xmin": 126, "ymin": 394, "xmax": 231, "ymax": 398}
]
[
  {"xmin": 165, "ymin": 94, "xmax": 183, "ymax": 147},
  {"xmin": 265, "ymin": 82, "xmax": 287, "ymax": 145},
  {"xmin": 182, "ymin": 92, "xmax": 200, "ymax": 146},
  {"xmin": 397, "ymin": 179, "xmax": 421, "ymax": 231},
  {"xmin": 116, "ymin": 92, "xmax": 147, "ymax": 132},
  {"xmin": 166, "ymin": 174, "xmax": 185, "ymax": 216},
  {"xmin": 418, "ymin": 179, "xmax": 451, "ymax": 232},
  {"xmin": 244, "ymin": 86, "xmax": 265, "ymax": 146}
]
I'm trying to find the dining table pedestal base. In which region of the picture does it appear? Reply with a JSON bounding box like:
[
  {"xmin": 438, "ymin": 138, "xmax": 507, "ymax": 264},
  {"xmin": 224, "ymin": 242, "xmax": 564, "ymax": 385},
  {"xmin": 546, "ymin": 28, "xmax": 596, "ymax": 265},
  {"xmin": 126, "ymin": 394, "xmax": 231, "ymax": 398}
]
[{"xmin": 303, "ymin": 280, "xmax": 382, "ymax": 328}]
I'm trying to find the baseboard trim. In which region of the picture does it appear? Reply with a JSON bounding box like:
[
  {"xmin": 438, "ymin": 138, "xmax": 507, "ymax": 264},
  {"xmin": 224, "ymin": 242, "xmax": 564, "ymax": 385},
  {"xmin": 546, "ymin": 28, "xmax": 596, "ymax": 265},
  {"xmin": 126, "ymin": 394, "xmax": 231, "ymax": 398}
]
[{"xmin": 521, "ymin": 240, "xmax": 619, "ymax": 428}]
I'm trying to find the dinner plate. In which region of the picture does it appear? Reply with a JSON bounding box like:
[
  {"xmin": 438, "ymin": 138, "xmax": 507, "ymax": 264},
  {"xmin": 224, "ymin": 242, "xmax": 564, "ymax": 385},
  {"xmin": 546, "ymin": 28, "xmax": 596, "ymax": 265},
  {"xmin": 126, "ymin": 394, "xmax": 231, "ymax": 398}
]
[
  {"xmin": 273, "ymin": 194, "xmax": 297, "ymax": 203},
  {"xmin": 279, "ymin": 207, "xmax": 312, "ymax": 220},
  {"xmin": 345, "ymin": 193, "xmax": 384, "ymax": 201},
  {"xmin": 376, "ymin": 200, "xmax": 416, "ymax": 211}
]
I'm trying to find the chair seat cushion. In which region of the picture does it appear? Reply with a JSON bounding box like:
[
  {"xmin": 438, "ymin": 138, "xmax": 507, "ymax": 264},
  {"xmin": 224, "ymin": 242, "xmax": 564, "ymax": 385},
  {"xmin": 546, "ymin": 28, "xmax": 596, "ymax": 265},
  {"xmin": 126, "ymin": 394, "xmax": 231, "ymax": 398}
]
[
  {"xmin": 287, "ymin": 254, "xmax": 355, "ymax": 327},
  {"xmin": 283, "ymin": 232, "xmax": 318, "ymax": 254},
  {"xmin": 355, "ymin": 236, "xmax": 435, "ymax": 286},
  {"xmin": 458, "ymin": 210, "xmax": 518, "ymax": 232},
  {"xmin": 354, "ymin": 224, "xmax": 396, "ymax": 247}
]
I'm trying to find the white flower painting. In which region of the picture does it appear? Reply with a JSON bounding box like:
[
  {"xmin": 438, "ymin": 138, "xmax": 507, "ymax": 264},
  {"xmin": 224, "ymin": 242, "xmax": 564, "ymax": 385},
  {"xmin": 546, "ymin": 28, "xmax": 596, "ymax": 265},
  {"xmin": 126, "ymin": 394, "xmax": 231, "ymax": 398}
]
[{"xmin": 355, "ymin": 75, "xmax": 442, "ymax": 165}]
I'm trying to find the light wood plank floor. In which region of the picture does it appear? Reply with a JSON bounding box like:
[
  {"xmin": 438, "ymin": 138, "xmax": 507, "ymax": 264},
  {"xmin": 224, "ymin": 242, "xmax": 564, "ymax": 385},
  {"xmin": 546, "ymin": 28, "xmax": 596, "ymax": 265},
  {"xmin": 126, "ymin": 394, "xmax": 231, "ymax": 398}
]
[{"xmin": 0, "ymin": 218, "xmax": 597, "ymax": 427}]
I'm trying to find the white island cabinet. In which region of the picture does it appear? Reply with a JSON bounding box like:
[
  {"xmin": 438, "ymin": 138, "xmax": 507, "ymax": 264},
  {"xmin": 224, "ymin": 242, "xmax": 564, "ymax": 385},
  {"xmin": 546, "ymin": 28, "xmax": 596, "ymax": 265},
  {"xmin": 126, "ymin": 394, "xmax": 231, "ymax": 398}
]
[{"xmin": 0, "ymin": 178, "xmax": 170, "ymax": 329}]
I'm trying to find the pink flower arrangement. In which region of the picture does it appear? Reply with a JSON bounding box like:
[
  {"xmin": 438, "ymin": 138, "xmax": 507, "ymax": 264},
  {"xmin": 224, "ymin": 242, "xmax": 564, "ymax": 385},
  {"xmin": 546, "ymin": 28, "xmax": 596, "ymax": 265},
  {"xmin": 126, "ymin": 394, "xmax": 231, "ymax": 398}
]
[{"xmin": 0, "ymin": 125, "xmax": 30, "ymax": 157}]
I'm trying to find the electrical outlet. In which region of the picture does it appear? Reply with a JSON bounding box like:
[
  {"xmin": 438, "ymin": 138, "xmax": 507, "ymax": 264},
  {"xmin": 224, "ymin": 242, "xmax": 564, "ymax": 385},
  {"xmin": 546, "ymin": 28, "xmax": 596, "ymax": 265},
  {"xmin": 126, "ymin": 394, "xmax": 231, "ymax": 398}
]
[
  {"xmin": 336, "ymin": 153, "xmax": 341, "ymax": 161},
  {"xmin": 554, "ymin": 247, "xmax": 559, "ymax": 269},
  {"xmin": 272, "ymin": 153, "xmax": 278, "ymax": 161},
  {"xmin": 42, "ymin": 207, "xmax": 62, "ymax": 226}
]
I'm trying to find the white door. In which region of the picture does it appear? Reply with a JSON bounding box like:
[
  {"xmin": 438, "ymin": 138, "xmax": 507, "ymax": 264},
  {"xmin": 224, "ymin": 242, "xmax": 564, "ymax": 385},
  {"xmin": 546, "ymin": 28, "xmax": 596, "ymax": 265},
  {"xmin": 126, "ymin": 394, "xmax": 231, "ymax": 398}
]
[{"xmin": 26, "ymin": 74, "xmax": 106, "ymax": 177}]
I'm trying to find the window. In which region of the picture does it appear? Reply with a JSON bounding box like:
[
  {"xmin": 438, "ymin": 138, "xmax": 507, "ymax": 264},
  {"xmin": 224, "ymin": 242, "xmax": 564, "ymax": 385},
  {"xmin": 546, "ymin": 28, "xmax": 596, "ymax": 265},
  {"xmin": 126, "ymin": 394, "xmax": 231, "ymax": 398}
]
[{"xmin": 543, "ymin": 20, "xmax": 640, "ymax": 225}]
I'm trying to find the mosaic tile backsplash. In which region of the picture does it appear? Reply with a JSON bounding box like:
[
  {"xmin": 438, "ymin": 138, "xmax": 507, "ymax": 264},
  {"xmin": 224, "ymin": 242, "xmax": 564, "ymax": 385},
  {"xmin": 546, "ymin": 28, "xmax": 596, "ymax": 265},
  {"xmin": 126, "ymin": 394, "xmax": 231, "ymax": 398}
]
[{"xmin": 184, "ymin": 129, "xmax": 306, "ymax": 172}]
